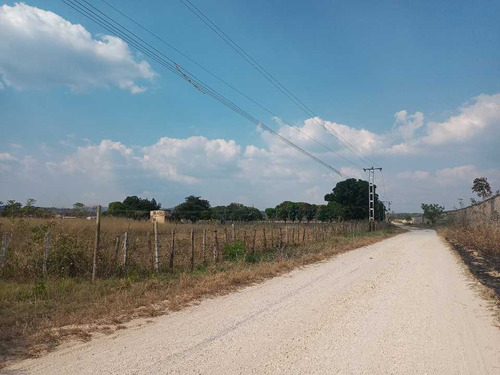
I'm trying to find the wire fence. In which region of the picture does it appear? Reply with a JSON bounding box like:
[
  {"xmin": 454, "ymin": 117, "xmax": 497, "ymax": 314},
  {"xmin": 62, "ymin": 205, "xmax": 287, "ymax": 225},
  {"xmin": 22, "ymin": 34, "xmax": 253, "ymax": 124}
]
[{"xmin": 0, "ymin": 217, "xmax": 385, "ymax": 281}]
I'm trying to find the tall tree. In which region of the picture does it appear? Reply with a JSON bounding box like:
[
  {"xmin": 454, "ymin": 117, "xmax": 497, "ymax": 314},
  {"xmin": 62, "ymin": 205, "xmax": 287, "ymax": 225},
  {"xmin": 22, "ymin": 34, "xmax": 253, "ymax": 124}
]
[
  {"xmin": 472, "ymin": 177, "xmax": 492, "ymax": 200},
  {"xmin": 173, "ymin": 196, "xmax": 211, "ymax": 222},
  {"xmin": 324, "ymin": 178, "xmax": 384, "ymax": 220},
  {"xmin": 265, "ymin": 207, "xmax": 276, "ymax": 221},
  {"xmin": 106, "ymin": 196, "xmax": 161, "ymax": 219}
]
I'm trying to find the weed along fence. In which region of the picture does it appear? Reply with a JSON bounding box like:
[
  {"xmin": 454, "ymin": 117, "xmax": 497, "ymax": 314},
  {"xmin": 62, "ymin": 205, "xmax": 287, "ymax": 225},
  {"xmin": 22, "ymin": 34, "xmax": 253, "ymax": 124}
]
[{"xmin": 0, "ymin": 215, "xmax": 374, "ymax": 281}]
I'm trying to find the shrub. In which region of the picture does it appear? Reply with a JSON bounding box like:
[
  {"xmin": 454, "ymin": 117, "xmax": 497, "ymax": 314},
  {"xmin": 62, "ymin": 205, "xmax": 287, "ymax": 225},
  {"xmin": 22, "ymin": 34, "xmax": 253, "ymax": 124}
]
[{"xmin": 223, "ymin": 241, "xmax": 246, "ymax": 261}]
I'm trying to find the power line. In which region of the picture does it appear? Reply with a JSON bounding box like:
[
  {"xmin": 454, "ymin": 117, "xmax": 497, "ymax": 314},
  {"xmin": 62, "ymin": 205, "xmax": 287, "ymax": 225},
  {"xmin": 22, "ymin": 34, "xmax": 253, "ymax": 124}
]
[
  {"xmin": 97, "ymin": 0, "xmax": 363, "ymax": 169},
  {"xmin": 178, "ymin": 0, "xmax": 381, "ymax": 169},
  {"xmin": 61, "ymin": 0, "xmax": 344, "ymax": 177}
]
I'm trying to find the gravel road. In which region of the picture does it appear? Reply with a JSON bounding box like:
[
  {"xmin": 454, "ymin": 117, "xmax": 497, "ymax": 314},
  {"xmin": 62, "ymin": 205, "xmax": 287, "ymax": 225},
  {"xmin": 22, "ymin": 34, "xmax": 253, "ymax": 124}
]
[{"xmin": 6, "ymin": 228, "xmax": 500, "ymax": 374}]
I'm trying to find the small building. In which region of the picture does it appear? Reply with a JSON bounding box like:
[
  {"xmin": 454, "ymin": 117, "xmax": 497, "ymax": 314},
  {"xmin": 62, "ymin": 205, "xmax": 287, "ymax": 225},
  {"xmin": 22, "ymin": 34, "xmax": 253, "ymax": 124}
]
[{"xmin": 150, "ymin": 210, "xmax": 171, "ymax": 224}]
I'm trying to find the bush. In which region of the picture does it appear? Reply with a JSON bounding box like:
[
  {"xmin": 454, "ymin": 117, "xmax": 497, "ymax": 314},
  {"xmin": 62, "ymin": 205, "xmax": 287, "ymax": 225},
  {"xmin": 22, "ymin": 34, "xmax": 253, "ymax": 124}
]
[{"xmin": 223, "ymin": 241, "xmax": 246, "ymax": 261}]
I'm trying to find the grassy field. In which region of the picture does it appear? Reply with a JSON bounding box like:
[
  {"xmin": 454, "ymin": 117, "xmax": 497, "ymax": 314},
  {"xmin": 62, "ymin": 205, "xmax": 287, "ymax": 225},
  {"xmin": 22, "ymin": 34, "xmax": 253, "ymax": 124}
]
[
  {"xmin": 0, "ymin": 217, "xmax": 373, "ymax": 280},
  {"xmin": 0, "ymin": 217, "xmax": 400, "ymax": 364},
  {"xmin": 441, "ymin": 221, "xmax": 500, "ymax": 257}
]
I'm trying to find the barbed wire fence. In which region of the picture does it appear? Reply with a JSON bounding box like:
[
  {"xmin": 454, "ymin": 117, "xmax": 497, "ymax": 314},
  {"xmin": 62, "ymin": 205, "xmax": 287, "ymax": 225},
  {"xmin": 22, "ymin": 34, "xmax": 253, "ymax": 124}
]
[{"xmin": 0, "ymin": 213, "xmax": 386, "ymax": 281}]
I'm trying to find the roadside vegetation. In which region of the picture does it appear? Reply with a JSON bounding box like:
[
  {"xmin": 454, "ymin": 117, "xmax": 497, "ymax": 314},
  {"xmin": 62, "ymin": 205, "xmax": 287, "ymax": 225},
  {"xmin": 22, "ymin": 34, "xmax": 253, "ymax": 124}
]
[{"xmin": 437, "ymin": 177, "xmax": 499, "ymax": 298}]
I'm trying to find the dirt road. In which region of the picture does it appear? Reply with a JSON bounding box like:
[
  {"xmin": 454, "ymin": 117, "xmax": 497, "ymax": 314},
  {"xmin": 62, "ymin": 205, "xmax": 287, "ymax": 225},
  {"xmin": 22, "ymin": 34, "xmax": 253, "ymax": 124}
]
[{"xmin": 6, "ymin": 228, "xmax": 500, "ymax": 374}]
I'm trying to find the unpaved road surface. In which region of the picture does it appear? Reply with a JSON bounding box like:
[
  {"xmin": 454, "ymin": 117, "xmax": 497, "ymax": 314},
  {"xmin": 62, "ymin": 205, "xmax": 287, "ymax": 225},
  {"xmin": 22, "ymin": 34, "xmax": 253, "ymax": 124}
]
[{"xmin": 6, "ymin": 229, "xmax": 500, "ymax": 374}]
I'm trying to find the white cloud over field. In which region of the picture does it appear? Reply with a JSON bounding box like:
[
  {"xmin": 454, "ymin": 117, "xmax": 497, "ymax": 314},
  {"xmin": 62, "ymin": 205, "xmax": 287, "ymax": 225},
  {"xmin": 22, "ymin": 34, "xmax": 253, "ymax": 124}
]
[{"xmin": 0, "ymin": 3, "xmax": 156, "ymax": 93}]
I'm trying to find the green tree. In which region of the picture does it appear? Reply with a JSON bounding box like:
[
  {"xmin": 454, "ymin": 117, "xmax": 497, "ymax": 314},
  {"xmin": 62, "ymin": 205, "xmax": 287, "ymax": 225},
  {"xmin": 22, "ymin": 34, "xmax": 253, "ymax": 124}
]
[
  {"xmin": 472, "ymin": 177, "xmax": 492, "ymax": 200},
  {"xmin": 265, "ymin": 207, "xmax": 276, "ymax": 221},
  {"xmin": 211, "ymin": 203, "xmax": 262, "ymax": 222},
  {"xmin": 275, "ymin": 201, "xmax": 291, "ymax": 222},
  {"xmin": 316, "ymin": 201, "xmax": 345, "ymax": 222},
  {"xmin": 288, "ymin": 202, "xmax": 299, "ymax": 222},
  {"xmin": 173, "ymin": 196, "xmax": 211, "ymax": 222},
  {"xmin": 106, "ymin": 201, "xmax": 127, "ymax": 216},
  {"xmin": 325, "ymin": 178, "xmax": 384, "ymax": 220},
  {"xmin": 1, "ymin": 200, "xmax": 22, "ymax": 217},
  {"xmin": 21, "ymin": 198, "xmax": 37, "ymax": 216},
  {"xmin": 106, "ymin": 196, "xmax": 161, "ymax": 219},
  {"xmin": 421, "ymin": 203, "xmax": 445, "ymax": 226},
  {"xmin": 297, "ymin": 203, "xmax": 317, "ymax": 222}
]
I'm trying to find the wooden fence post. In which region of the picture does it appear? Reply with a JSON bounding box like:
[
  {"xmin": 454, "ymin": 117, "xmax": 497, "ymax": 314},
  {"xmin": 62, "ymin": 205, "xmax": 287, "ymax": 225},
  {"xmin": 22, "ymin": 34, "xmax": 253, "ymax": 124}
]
[
  {"xmin": 302, "ymin": 228, "xmax": 306, "ymax": 243},
  {"xmin": 153, "ymin": 222, "xmax": 159, "ymax": 272},
  {"xmin": 292, "ymin": 228, "xmax": 295, "ymax": 244},
  {"xmin": 271, "ymin": 228, "xmax": 274, "ymax": 248},
  {"xmin": 262, "ymin": 227, "xmax": 267, "ymax": 250},
  {"xmin": 123, "ymin": 231, "xmax": 129, "ymax": 268},
  {"xmin": 169, "ymin": 229, "xmax": 175, "ymax": 269},
  {"xmin": 243, "ymin": 230, "xmax": 247, "ymax": 246},
  {"xmin": 190, "ymin": 229, "xmax": 195, "ymax": 272},
  {"xmin": 213, "ymin": 230, "xmax": 219, "ymax": 262},
  {"xmin": 224, "ymin": 227, "xmax": 228, "ymax": 243},
  {"xmin": 231, "ymin": 223, "xmax": 235, "ymax": 242},
  {"xmin": 92, "ymin": 205, "xmax": 101, "ymax": 281},
  {"xmin": 43, "ymin": 232, "xmax": 50, "ymax": 275},
  {"xmin": 1, "ymin": 233, "xmax": 8, "ymax": 270},
  {"xmin": 202, "ymin": 228, "xmax": 207, "ymax": 263},
  {"xmin": 279, "ymin": 227, "xmax": 283, "ymax": 248}
]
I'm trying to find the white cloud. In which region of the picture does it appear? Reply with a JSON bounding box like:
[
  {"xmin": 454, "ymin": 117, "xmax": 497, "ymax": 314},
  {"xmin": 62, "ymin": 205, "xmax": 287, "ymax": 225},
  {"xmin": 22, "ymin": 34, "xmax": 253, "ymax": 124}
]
[
  {"xmin": 142, "ymin": 136, "xmax": 241, "ymax": 183},
  {"xmin": 54, "ymin": 140, "xmax": 136, "ymax": 182},
  {"xmin": 0, "ymin": 3, "xmax": 156, "ymax": 93},
  {"xmin": 393, "ymin": 110, "xmax": 424, "ymax": 140},
  {"xmin": 424, "ymin": 94, "xmax": 500, "ymax": 145}
]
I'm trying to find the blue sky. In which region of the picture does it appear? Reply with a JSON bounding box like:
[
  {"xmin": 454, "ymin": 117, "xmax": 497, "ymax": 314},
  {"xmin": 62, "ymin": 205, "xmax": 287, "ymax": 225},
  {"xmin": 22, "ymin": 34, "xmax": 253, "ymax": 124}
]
[{"xmin": 1, "ymin": 0, "xmax": 499, "ymax": 211}]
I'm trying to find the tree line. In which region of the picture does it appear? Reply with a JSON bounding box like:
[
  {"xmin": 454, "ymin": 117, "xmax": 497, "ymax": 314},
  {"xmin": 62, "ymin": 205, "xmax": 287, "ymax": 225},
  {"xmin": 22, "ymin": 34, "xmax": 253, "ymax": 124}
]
[{"xmin": 1, "ymin": 178, "xmax": 386, "ymax": 222}]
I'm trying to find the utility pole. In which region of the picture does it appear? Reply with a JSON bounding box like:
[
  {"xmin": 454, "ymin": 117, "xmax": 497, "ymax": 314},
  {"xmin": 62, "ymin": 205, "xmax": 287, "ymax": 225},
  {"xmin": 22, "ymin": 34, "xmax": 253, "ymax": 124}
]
[{"xmin": 363, "ymin": 167, "xmax": 382, "ymax": 231}]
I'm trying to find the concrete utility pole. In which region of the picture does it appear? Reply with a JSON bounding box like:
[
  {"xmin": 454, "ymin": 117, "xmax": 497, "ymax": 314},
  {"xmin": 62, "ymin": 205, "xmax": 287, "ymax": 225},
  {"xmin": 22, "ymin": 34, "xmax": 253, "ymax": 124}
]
[{"xmin": 363, "ymin": 167, "xmax": 382, "ymax": 231}]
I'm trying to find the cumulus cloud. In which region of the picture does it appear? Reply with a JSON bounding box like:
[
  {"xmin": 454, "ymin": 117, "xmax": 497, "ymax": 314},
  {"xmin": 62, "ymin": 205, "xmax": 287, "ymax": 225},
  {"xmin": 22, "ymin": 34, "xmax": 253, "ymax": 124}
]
[
  {"xmin": 0, "ymin": 3, "xmax": 156, "ymax": 93},
  {"xmin": 423, "ymin": 94, "xmax": 500, "ymax": 145},
  {"xmin": 267, "ymin": 94, "xmax": 499, "ymax": 159},
  {"xmin": 393, "ymin": 110, "xmax": 424, "ymax": 140},
  {"xmin": 50, "ymin": 140, "xmax": 137, "ymax": 183},
  {"xmin": 142, "ymin": 136, "xmax": 241, "ymax": 183}
]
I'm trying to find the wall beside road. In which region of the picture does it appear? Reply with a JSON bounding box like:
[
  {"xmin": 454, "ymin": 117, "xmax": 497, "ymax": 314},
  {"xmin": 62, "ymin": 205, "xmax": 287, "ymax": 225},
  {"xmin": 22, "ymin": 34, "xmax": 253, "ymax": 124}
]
[{"xmin": 444, "ymin": 194, "xmax": 500, "ymax": 225}]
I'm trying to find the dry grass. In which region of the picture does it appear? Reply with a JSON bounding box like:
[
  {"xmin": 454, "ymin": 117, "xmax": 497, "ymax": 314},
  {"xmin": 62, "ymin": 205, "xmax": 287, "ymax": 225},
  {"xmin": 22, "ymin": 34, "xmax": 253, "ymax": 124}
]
[
  {"xmin": 441, "ymin": 221, "xmax": 500, "ymax": 257},
  {"xmin": 0, "ymin": 217, "xmax": 370, "ymax": 280},
  {"xmin": 0, "ymin": 223, "xmax": 401, "ymax": 365},
  {"xmin": 440, "ymin": 221, "xmax": 500, "ymax": 304}
]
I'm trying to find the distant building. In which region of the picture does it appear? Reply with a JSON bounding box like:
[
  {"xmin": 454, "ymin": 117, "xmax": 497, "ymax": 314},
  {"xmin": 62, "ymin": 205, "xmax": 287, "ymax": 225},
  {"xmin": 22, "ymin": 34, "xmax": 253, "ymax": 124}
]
[{"xmin": 150, "ymin": 210, "xmax": 171, "ymax": 223}]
